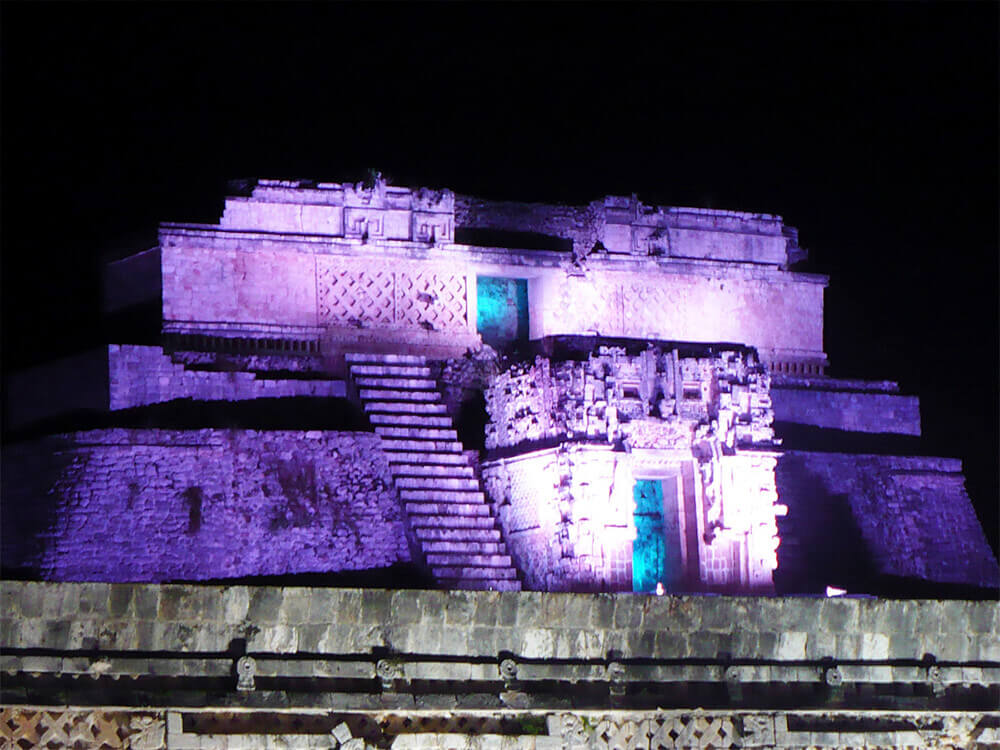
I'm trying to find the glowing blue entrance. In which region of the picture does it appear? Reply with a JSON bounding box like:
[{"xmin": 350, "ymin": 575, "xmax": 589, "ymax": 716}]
[
  {"xmin": 632, "ymin": 479, "xmax": 684, "ymax": 592},
  {"xmin": 476, "ymin": 277, "xmax": 529, "ymax": 349}
]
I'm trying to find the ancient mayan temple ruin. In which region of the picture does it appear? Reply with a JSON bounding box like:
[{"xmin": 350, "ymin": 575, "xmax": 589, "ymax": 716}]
[{"xmin": 2, "ymin": 176, "xmax": 998, "ymax": 748}]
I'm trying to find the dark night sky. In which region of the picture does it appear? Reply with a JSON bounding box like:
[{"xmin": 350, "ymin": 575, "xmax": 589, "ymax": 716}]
[{"xmin": 2, "ymin": 4, "xmax": 997, "ymax": 551}]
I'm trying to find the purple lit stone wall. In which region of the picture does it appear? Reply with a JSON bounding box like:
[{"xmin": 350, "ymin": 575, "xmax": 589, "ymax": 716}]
[
  {"xmin": 108, "ymin": 345, "xmax": 344, "ymax": 410},
  {"xmin": 1, "ymin": 430, "xmax": 409, "ymax": 582},
  {"xmin": 774, "ymin": 452, "xmax": 1000, "ymax": 591},
  {"xmin": 771, "ymin": 385, "xmax": 921, "ymax": 436}
]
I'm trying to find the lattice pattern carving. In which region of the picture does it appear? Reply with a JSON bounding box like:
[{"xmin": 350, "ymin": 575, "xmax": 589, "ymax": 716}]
[
  {"xmin": 316, "ymin": 262, "xmax": 467, "ymax": 331},
  {"xmin": 560, "ymin": 714, "xmax": 740, "ymax": 749},
  {"xmin": 0, "ymin": 708, "xmax": 164, "ymax": 749},
  {"xmin": 317, "ymin": 266, "xmax": 395, "ymax": 326},
  {"xmin": 395, "ymin": 272, "xmax": 467, "ymax": 331}
]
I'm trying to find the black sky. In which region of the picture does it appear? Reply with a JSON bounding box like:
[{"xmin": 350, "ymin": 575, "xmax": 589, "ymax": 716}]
[{"xmin": 2, "ymin": 3, "xmax": 997, "ymax": 550}]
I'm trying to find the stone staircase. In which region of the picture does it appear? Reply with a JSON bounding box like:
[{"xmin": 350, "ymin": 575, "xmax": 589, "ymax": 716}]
[{"xmin": 346, "ymin": 352, "xmax": 521, "ymax": 591}]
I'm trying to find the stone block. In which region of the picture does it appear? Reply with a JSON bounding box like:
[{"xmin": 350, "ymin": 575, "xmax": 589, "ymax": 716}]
[
  {"xmin": 654, "ymin": 631, "xmax": 689, "ymax": 658},
  {"xmin": 279, "ymin": 588, "xmax": 311, "ymax": 624},
  {"xmin": 43, "ymin": 584, "xmax": 80, "ymax": 619},
  {"xmin": 700, "ymin": 600, "xmax": 743, "ymax": 632},
  {"xmin": 589, "ymin": 594, "xmax": 615, "ymax": 630},
  {"xmin": 440, "ymin": 625, "xmax": 472, "ymax": 656},
  {"xmin": 247, "ymin": 588, "xmax": 284, "ymax": 625},
  {"xmin": 108, "ymin": 585, "xmax": 134, "ymax": 617},
  {"xmin": 515, "ymin": 592, "xmax": 545, "ymax": 627},
  {"xmin": 966, "ymin": 601, "xmax": 996, "ymax": 633},
  {"xmin": 520, "ymin": 628, "xmax": 556, "ymax": 658},
  {"xmin": 16, "ymin": 584, "xmax": 43, "ymax": 619},
  {"xmin": 835, "ymin": 634, "xmax": 861, "ymax": 660},
  {"xmin": 41, "ymin": 619, "xmax": 71, "ymax": 650},
  {"xmin": 360, "ymin": 589, "xmax": 391, "ymax": 626},
  {"xmin": 889, "ymin": 633, "xmax": 921, "ymax": 660},
  {"xmin": 443, "ymin": 590, "xmax": 476, "ymax": 626},
  {"xmin": 79, "ymin": 583, "xmax": 111, "ymax": 617},
  {"xmin": 158, "ymin": 587, "xmax": 184, "ymax": 621},
  {"xmin": 220, "ymin": 587, "xmax": 250, "ymax": 624},
  {"xmin": 819, "ymin": 598, "xmax": 859, "ymax": 632},
  {"xmin": 497, "ymin": 593, "xmax": 519, "ymax": 626},
  {"xmin": 391, "ymin": 591, "xmax": 424, "ymax": 625},
  {"xmin": 775, "ymin": 631, "xmax": 807, "ymax": 660},
  {"xmin": 612, "ymin": 599, "xmax": 643, "ymax": 629},
  {"xmin": 133, "ymin": 586, "xmax": 160, "ymax": 620},
  {"xmin": 251, "ymin": 624, "xmax": 299, "ymax": 653},
  {"xmin": 334, "ymin": 590, "xmax": 363, "ymax": 624},
  {"xmin": 804, "ymin": 630, "xmax": 836, "ymax": 660}
]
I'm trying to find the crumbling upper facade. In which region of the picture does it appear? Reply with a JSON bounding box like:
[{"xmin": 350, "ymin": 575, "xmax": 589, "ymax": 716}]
[{"xmin": 4, "ymin": 176, "xmax": 997, "ymax": 596}]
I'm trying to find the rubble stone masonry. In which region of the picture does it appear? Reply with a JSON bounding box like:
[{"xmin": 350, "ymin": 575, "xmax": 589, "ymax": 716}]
[{"xmin": 1, "ymin": 430, "xmax": 409, "ymax": 581}]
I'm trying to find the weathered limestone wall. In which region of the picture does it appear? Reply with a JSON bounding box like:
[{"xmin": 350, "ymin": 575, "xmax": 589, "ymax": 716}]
[
  {"xmin": 775, "ymin": 452, "xmax": 1000, "ymax": 591},
  {"xmin": 771, "ymin": 385, "xmax": 921, "ymax": 435},
  {"xmin": 530, "ymin": 271, "xmax": 825, "ymax": 362},
  {"xmin": 455, "ymin": 194, "xmax": 796, "ymax": 265},
  {"xmin": 220, "ymin": 179, "xmax": 455, "ymax": 243},
  {"xmin": 1, "ymin": 430, "xmax": 409, "ymax": 582},
  {"xmin": 155, "ymin": 178, "xmax": 828, "ymax": 367},
  {"xmin": 3, "ymin": 581, "xmax": 996, "ymax": 666},
  {"xmin": 161, "ymin": 242, "xmax": 322, "ymax": 331},
  {"xmin": 108, "ymin": 345, "xmax": 344, "ymax": 410}
]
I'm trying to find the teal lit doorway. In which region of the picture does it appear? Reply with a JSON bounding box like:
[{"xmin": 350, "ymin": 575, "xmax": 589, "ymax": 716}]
[
  {"xmin": 476, "ymin": 277, "xmax": 529, "ymax": 349},
  {"xmin": 632, "ymin": 478, "xmax": 684, "ymax": 593}
]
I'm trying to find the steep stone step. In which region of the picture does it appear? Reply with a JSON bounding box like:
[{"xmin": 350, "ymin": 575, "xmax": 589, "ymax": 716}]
[
  {"xmin": 425, "ymin": 553, "xmax": 513, "ymax": 567},
  {"xmin": 414, "ymin": 527, "xmax": 502, "ymax": 542},
  {"xmin": 408, "ymin": 515, "xmax": 498, "ymax": 530},
  {"xmin": 364, "ymin": 401, "xmax": 449, "ymax": 415},
  {"xmin": 348, "ymin": 350, "xmax": 521, "ymax": 592},
  {"xmin": 350, "ymin": 364, "xmax": 432, "ymax": 377},
  {"xmin": 422, "ymin": 540, "xmax": 506, "ymax": 554},
  {"xmin": 345, "ymin": 353, "xmax": 426, "ymax": 365},
  {"xmin": 396, "ymin": 476, "xmax": 479, "ymax": 491},
  {"xmin": 431, "ymin": 566, "xmax": 519, "ymax": 580},
  {"xmin": 391, "ymin": 464, "xmax": 475, "ymax": 478},
  {"xmin": 355, "ymin": 377, "xmax": 437, "ymax": 389},
  {"xmin": 386, "ymin": 452, "xmax": 470, "ymax": 466},
  {"xmin": 374, "ymin": 426, "xmax": 458, "ymax": 440},
  {"xmin": 369, "ymin": 413, "xmax": 454, "ymax": 428},
  {"xmin": 359, "ymin": 389, "xmax": 441, "ymax": 402},
  {"xmin": 439, "ymin": 579, "xmax": 522, "ymax": 591},
  {"xmin": 379, "ymin": 439, "xmax": 465, "ymax": 453},
  {"xmin": 405, "ymin": 502, "xmax": 491, "ymax": 517},
  {"xmin": 399, "ymin": 489, "xmax": 486, "ymax": 503}
]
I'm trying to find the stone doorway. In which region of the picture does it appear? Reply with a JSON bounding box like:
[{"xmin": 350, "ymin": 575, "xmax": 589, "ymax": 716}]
[
  {"xmin": 632, "ymin": 478, "xmax": 685, "ymax": 593},
  {"xmin": 476, "ymin": 276, "xmax": 529, "ymax": 350}
]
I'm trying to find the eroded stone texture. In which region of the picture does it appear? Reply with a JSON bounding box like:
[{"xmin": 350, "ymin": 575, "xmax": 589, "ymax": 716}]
[
  {"xmin": 108, "ymin": 344, "xmax": 344, "ymax": 409},
  {"xmin": 1, "ymin": 430, "xmax": 409, "ymax": 582},
  {"xmin": 484, "ymin": 346, "xmax": 774, "ymax": 451},
  {"xmin": 482, "ymin": 347, "xmax": 782, "ymax": 593},
  {"xmin": 775, "ymin": 452, "xmax": 1000, "ymax": 591}
]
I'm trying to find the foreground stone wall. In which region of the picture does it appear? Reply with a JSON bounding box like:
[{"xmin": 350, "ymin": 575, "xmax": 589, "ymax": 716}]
[
  {"xmin": 775, "ymin": 452, "xmax": 1000, "ymax": 591},
  {"xmin": 3, "ymin": 583, "xmax": 997, "ymax": 746},
  {"xmin": 3, "ymin": 581, "xmax": 996, "ymax": 664},
  {"xmin": 108, "ymin": 345, "xmax": 345, "ymax": 410},
  {"xmin": 1, "ymin": 430, "xmax": 409, "ymax": 581}
]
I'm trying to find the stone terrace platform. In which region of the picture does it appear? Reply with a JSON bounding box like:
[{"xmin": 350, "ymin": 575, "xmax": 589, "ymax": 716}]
[{"xmin": 2, "ymin": 582, "xmax": 999, "ymax": 747}]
